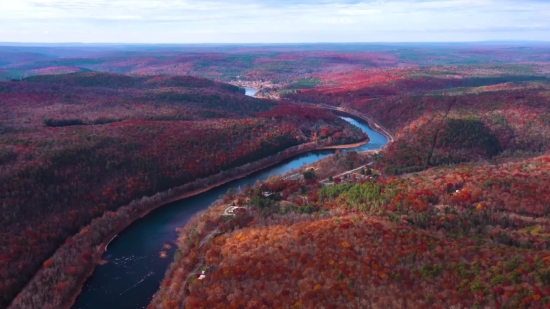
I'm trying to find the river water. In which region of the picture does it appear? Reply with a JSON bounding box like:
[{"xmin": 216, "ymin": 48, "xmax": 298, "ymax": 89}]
[
  {"xmin": 244, "ymin": 86, "xmax": 258, "ymax": 96},
  {"xmin": 72, "ymin": 92, "xmax": 387, "ymax": 309}
]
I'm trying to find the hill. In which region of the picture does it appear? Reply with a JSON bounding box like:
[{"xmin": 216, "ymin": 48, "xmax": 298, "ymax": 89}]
[
  {"xmin": 283, "ymin": 65, "xmax": 550, "ymax": 174},
  {"xmin": 2, "ymin": 44, "xmax": 549, "ymax": 83},
  {"xmin": 3, "ymin": 45, "xmax": 550, "ymax": 309},
  {"xmin": 152, "ymin": 153, "xmax": 550, "ymax": 309},
  {"xmin": 0, "ymin": 72, "xmax": 365, "ymax": 308}
]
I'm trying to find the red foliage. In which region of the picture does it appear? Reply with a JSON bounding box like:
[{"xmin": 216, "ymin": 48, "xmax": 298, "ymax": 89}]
[
  {"xmin": 0, "ymin": 72, "xmax": 365, "ymax": 307},
  {"xmin": 80, "ymin": 252, "xmax": 92, "ymax": 262},
  {"xmin": 181, "ymin": 215, "xmax": 550, "ymax": 309},
  {"xmin": 258, "ymin": 104, "xmax": 336, "ymax": 122}
]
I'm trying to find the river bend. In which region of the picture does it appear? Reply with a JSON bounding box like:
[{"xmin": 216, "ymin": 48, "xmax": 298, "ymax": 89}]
[{"xmin": 72, "ymin": 91, "xmax": 387, "ymax": 309}]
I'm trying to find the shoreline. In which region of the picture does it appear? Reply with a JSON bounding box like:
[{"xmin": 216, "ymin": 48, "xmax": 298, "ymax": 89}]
[
  {"xmin": 321, "ymin": 139, "xmax": 368, "ymax": 149},
  {"xmin": 289, "ymin": 102, "xmax": 395, "ymax": 144},
  {"xmin": 58, "ymin": 137, "xmax": 370, "ymax": 309},
  {"xmin": 325, "ymin": 106, "xmax": 394, "ymax": 143}
]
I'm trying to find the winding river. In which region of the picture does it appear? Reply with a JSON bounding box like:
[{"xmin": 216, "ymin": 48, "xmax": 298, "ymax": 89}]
[{"xmin": 72, "ymin": 90, "xmax": 387, "ymax": 309}]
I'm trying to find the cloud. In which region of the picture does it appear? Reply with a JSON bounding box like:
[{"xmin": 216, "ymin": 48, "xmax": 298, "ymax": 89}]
[{"xmin": 0, "ymin": 0, "xmax": 549, "ymax": 42}]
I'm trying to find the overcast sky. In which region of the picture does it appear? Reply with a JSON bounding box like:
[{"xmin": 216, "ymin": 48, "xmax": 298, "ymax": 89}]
[{"xmin": 0, "ymin": 0, "xmax": 549, "ymax": 43}]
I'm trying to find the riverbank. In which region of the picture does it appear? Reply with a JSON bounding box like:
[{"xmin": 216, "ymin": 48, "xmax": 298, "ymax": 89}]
[
  {"xmin": 66, "ymin": 110, "xmax": 385, "ymax": 309},
  {"xmin": 149, "ymin": 140, "xmax": 380, "ymax": 309},
  {"xmin": 290, "ymin": 102, "xmax": 395, "ymax": 144},
  {"xmin": 321, "ymin": 139, "xmax": 369, "ymax": 149},
  {"xmin": 10, "ymin": 109, "xmax": 375, "ymax": 309},
  {"xmin": 43, "ymin": 138, "xmax": 369, "ymax": 309}
]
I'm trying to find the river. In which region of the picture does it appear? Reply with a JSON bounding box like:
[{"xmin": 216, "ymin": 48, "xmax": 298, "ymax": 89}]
[
  {"xmin": 244, "ymin": 87, "xmax": 258, "ymax": 97},
  {"xmin": 72, "ymin": 91, "xmax": 387, "ymax": 309}
]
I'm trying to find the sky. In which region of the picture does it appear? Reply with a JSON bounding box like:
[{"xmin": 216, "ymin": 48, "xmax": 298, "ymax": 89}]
[{"xmin": 0, "ymin": 0, "xmax": 549, "ymax": 43}]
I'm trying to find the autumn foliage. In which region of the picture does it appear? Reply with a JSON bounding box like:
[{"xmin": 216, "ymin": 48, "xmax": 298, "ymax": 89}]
[
  {"xmin": 2, "ymin": 45, "xmax": 550, "ymax": 309},
  {"xmin": 284, "ymin": 65, "xmax": 550, "ymax": 174},
  {"xmin": 0, "ymin": 73, "xmax": 365, "ymax": 308},
  {"xmin": 153, "ymin": 153, "xmax": 550, "ymax": 309}
]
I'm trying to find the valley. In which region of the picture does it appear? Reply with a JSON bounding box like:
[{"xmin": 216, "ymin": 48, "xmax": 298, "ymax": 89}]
[{"xmin": 1, "ymin": 43, "xmax": 550, "ymax": 309}]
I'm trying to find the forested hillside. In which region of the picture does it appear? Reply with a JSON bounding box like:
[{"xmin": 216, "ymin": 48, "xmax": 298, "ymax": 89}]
[
  {"xmin": 2, "ymin": 45, "xmax": 549, "ymax": 83},
  {"xmin": 153, "ymin": 154, "xmax": 550, "ymax": 309},
  {"xmin": 3, "ymin": 44, "xmax": 550, "ymax": 309},
  {"xmin": 0, "ymin": 73, "xmax": 365, "ymax": 308},
  {"xmin": 283, "ymin": 65, "xmax": 550, "ymax": 174}
]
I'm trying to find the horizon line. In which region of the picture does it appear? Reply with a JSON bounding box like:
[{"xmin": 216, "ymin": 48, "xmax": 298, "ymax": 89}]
[{"xmin": 1, "ymin": 40, "xmax": 550, "ymax": 46}]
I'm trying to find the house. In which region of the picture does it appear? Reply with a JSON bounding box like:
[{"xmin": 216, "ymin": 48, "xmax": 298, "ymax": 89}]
[{"xmin": 198, "ymin": 270, "xmax": 206, "ymax": 280}]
